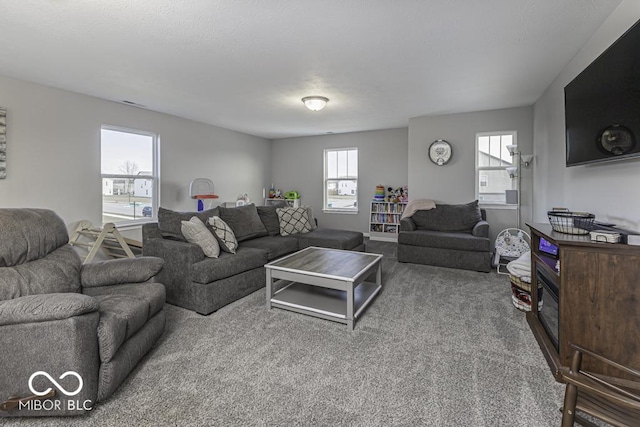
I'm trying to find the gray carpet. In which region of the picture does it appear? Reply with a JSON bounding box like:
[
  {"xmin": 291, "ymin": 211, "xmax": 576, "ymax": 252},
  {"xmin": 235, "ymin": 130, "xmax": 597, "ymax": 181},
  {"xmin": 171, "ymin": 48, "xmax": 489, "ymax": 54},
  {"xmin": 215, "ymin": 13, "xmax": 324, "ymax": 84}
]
[{"xmin": 7, "ymin": 240, "xmax": 565, "ymax": 426}]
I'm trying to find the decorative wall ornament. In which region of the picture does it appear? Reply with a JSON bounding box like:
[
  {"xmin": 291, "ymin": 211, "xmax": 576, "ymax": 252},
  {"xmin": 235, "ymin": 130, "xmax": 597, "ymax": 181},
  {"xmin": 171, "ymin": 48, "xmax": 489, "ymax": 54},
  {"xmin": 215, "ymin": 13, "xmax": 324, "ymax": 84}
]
[
  {"xmin": 0, "ymin": 108, "xmax": 6, "ymax": 179},
  {"xmin": 428, "ymin": 139, "xmax": 452, "ymax": 166}
]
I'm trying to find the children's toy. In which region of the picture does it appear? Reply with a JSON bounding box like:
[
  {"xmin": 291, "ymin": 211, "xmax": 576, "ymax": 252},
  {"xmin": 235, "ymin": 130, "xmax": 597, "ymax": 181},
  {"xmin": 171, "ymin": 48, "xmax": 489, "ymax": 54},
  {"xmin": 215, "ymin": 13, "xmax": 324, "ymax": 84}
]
[
  {"xmin": 386, "ymin": 186, "xmax": 402, "ymax": 203},
  {"xmin": 236, "ymin": 193, "xmax": 251, "ymax": 206},
  {"xmin": 374, "ymin": 185, "xmax": 386, "ymax": 200},
  {"xmin": 70, "ymin": 221, "xmax": 138, "ymax": 264},
  {"xmin": 284, "ymin": 191, "xmax": 300, "ymax": 199},
  {"xmin": 394, "ymin": 187, "xmax": 402, "ymax": 202},
  {"xmin": 274, "ymin": 189, "xmax": 283, "ymax": 199},
  {"xmin": 189, "ymin": 178, "xmax": 219, "ymax": 211},
  {"xmin": 401, "ymin": 186, "xmax": 408, "ymax": 202},
  {"xmin": 495, "ymin": 228, "xmax": 531, "ymax": 275}
]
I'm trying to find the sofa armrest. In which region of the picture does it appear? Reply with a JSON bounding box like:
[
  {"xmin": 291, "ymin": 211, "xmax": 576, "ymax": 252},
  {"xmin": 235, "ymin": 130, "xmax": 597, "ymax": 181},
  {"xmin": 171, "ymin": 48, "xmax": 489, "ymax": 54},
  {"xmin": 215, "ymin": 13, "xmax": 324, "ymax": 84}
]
[
  {"xmin": 142, "ymin": 222, "xmax": 163, "ymax": 240},
  {"xmin": 80, "ymin": 256, "xmax": 164, "ymax": 288},
  {"xmin": 400, "ymin": 218, "xmax": 417, "ymax": 232},
  {"xmin": 472, "ymin": 220, "xmax": 490, "ymax": 238},
  {"xmin": 0, "ymin": 294, "xmax": 98, "ymax": 326},
  {"xmin": 143, "ymin": 237, "xmax": 205, "ymax": 265}
]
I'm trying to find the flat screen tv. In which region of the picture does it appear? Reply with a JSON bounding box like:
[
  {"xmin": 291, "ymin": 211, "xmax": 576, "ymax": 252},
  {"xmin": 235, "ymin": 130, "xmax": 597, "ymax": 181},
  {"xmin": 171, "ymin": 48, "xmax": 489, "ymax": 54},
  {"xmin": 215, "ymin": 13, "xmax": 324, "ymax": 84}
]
[{"xmin": 565, "ymin": 19, "xmax": 640, "ymax": 167}]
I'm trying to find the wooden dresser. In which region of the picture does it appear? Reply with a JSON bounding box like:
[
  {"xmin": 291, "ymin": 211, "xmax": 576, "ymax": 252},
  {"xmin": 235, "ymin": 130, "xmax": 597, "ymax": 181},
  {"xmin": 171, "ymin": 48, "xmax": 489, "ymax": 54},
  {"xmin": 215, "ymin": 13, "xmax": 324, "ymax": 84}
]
[{"xmin": 526, "ymin": 223, "xmax": 640, "ymax": 381}]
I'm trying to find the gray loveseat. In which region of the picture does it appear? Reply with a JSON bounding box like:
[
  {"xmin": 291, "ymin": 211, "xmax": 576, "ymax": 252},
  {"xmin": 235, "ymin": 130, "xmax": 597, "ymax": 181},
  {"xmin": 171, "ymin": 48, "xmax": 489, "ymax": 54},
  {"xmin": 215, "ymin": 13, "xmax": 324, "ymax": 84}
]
[
  {"xmin": 0, "ymin": 209, "xmax": 166, "ymax": 417},
  {"xmin": 397, "ymin": 201, "xmax": 491, "ymax": 272},
  {"xmin": 142, "ymin": 203, "xmax": 364, "ymax": 315}
]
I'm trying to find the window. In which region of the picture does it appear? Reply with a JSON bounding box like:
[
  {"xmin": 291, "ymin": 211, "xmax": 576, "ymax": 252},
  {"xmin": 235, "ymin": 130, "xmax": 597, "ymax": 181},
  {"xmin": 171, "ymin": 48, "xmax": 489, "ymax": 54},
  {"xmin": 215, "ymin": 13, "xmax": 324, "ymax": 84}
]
[
  {"xmin": 476, "ymin": 131, "xmax": 516, "ymax": 205},
  {"xmin": 101, "ymin": 126, "xmax": 159, "ymax": 225},
  {"xmin": 324, "ymin": 148, "xmax": 358, "ymax": 213}
]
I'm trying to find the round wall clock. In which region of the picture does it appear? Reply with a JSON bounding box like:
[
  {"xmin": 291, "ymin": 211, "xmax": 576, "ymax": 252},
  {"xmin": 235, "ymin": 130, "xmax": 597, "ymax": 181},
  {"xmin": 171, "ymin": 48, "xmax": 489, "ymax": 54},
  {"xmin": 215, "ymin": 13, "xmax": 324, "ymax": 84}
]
[{"xmin": 428, "ymin": 139, "xmax": 452, "ymax": 165}]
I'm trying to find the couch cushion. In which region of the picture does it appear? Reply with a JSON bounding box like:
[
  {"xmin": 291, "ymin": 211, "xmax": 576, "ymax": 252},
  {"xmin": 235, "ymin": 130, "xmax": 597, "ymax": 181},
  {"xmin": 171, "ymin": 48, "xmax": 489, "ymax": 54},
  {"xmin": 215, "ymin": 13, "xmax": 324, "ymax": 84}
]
[
  {"xmin": 0, "ymin": 293, "xmax": 98, "ymax": 326},
  {"xmin": 190, "ymin": 247, "xmax": 268, "ymax": 283},
  {"xmin": 157, "ymin": 207, "xmax": 220, "ymax": 241},
  {"xmin": 256, "ymin": 202, "xmax": 288, "ymax": 236},
  {"xmin": 240, "ymin": 236, "xmax": 298, "ymax": 260},
  {"xmin": 294, "ymin": 229, "xmax": 364, "ymax": 250},
  {"xmin": 0, "ymin": 208, "xmax": 70, "ymax": 267},
  {"xmin": 80, "ymin": 256, "xmax": 164, "ymax": 288},
  {"xmin": 89, "ymin": 282, "xmax": 165, "ymax": 363},
  {"xmin": 277, "ymin": 207, "xmax": 313, "ymax": 236},
  {"xmin": 0, "ymin": 245, "xmax": 82, "ymax": 301},
  {"xmin": 208, "ymin": 216, "xmax": 238, "ymax": 253},
  {"xmin": 219, "ymin": 205, "xmax": 268, "ymax": 242},
  {"xmin": 398, "ymin": 229, "xmax": 490, "ymax": 252},
  {"xmin": 411, "ymin": 201, "xmax": 482, "ymax": 232},
  {"xmin": 181, "ymin": 216, "xmax": 220, "ymax": 258}
]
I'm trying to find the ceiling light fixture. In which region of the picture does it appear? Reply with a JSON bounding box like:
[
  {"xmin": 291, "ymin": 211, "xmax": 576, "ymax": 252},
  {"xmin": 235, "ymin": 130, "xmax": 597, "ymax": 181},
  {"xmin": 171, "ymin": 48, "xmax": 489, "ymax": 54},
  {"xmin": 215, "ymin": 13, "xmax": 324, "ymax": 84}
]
[{"xmin": 302, "ymin": 96, "xmax": 329, "ymax": 111}]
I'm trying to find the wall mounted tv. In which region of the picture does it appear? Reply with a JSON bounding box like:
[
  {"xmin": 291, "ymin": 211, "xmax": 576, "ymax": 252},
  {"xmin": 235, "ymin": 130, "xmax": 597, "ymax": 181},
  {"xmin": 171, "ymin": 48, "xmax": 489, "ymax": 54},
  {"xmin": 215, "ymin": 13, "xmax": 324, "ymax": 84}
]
[{"xmin": 565, "ymin": 19, "xmax": 640, "ymax": 167}]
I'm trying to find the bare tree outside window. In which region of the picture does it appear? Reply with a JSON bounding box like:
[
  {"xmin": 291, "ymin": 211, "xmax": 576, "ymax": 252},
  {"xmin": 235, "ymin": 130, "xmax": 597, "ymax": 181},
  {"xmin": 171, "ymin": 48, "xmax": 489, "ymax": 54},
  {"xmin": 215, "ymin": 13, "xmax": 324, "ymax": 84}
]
[{"xmin": 119, "ymin": 161, "xmax": 139, "ymax": 194}]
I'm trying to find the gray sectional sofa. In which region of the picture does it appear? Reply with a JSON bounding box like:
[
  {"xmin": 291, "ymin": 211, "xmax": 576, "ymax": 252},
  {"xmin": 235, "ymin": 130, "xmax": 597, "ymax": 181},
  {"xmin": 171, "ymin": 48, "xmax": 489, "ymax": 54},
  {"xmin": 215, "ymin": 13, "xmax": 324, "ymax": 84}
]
[
  {"xmin": 142, "ymin": 203, "xmax": 364, "ymax": 315},
  {"xmin": 397, "ymin": 201, "xmax": 491, "ymax": 272},
  {"xmin": 0, "ymin": 209, "xmax": 166, "ymax": 417}
]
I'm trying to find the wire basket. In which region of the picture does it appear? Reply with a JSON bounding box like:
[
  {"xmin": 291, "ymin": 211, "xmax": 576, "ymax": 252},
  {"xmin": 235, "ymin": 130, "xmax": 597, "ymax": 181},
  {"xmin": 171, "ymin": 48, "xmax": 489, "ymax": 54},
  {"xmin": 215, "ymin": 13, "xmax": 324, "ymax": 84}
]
[{"xmin": 547, "ymin": 211, "xmax": 595, "ymax": 235}]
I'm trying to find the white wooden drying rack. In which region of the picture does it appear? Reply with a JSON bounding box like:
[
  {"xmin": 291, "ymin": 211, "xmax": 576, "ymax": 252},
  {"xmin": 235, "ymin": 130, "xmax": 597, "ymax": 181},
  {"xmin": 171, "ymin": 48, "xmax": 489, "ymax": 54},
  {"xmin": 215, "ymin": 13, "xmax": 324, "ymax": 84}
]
[{"xmin": 69, "ymin": 220, "xmax": 137, "ymax": 264}]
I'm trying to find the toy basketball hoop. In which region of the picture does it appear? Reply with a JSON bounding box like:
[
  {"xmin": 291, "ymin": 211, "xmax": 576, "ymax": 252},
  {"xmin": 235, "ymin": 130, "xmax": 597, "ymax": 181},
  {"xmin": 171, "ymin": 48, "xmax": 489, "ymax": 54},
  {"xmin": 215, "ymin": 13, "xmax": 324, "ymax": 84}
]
[{"xmin": 189, "ymin": 178, "xmax": 219, "ymax": 211}]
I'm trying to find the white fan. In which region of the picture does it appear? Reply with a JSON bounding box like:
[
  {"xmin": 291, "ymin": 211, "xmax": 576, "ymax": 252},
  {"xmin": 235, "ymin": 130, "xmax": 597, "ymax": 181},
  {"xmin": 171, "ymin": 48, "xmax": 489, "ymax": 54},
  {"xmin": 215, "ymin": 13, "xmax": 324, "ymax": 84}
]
[{"xmin": 494, "ymin": 228, "xmax": 531, "ymax": 275}]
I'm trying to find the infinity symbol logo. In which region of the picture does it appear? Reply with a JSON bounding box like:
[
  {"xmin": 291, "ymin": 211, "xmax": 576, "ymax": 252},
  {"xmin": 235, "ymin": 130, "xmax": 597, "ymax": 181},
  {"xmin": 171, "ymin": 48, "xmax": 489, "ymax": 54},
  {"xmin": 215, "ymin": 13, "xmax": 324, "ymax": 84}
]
[{"xmin": 28, "ymin": 371, "xmax": 83, "ymax": 397}]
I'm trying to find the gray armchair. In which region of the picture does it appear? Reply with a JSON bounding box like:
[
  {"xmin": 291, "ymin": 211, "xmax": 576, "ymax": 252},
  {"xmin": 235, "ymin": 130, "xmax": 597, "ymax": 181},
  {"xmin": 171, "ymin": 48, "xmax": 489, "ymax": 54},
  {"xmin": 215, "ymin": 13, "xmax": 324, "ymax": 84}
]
[
  {"xmin": 397, "ymin": 201, "xmax": 491, "ymax": 272},
  {"xmin": 0, "ymin": 209, "xmax": 166, "ymax": 417}
]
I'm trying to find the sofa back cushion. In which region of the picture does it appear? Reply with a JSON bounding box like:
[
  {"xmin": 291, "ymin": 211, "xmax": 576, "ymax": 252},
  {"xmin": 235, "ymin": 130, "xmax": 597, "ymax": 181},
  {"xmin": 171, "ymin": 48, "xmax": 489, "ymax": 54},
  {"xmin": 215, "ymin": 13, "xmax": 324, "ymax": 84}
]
[
  {"xmin": 0, "ymin": 245, "xmax": 82, "ymax": 301},
  {"xmin": 256, "ymin": 202, "xmax": 288, "ymax": 236},
  {"xmin": 0, "ymin": 208, "xmax": 70, "ymax": 267},
  {"xmin": 219, "ymin": 204, "xmax": 268, "ymax": 242},
  {"xmin": 157, "ymin": 207, "xmax": 219, "ymax": 241},
  {"xmin": 412, "ymin": 201, "xmax": 482, "ymax": 232}
]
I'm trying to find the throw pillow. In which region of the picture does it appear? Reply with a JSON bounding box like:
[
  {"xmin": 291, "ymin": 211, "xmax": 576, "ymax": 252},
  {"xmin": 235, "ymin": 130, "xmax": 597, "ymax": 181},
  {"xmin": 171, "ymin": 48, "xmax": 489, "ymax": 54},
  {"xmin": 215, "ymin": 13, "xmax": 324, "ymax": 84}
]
[
  {"xmin": 257, "ymin": 202, "xmax": 288, "ymax": 236},
  {"xmin": 412, "ymin": 200, "xmax": 482, "ymax": 232},
  {"xmin": 306, "ymin": 206, "xmax": 318, "ymax": 230},
  {"xmin": 277, "ymin": 207, "xmax": 313, "ymax": 236},
  {"xmin": 219, "ymin": 204, "xmax": 268, "ymax": 242},
  {"xmin": 208, "ymin": 216, "xmax": 238, "ymax": 253},
  {"xmin": 158, "ymin": 207, "xmax": 220, "ymax": 241},
  {"xmin": 181, "ymin": 216, "xmax": 220, "ymax": 258}
]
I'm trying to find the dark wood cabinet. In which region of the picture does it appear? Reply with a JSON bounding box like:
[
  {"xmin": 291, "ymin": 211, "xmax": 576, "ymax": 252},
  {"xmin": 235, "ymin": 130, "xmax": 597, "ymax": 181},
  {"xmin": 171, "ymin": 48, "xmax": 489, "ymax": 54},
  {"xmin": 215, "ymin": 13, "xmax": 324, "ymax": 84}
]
[{"xmin": 526, "ymin": 223, "xmax": 640, "ymax": 381}]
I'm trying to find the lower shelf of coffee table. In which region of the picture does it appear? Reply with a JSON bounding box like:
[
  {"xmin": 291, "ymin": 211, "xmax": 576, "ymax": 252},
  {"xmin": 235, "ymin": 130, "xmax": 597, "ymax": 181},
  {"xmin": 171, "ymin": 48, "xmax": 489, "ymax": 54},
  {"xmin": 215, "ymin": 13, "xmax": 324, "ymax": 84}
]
[{"xmin": 270, "ymin": 281, "xmax": 381, "ymax": 320}]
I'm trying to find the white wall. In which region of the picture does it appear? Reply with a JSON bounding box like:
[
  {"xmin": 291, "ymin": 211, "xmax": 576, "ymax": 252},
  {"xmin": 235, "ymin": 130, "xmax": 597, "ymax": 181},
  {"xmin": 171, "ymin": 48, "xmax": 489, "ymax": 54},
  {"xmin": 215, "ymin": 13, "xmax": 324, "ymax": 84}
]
[
  {"xmin": 533, "ymin": 0, "xmax": 640, "ymax": 230},
  {"xmin": 271, "ymin": 128, "xmax": 408, "ymax": 234},
  {"xmin": 408, "ymin": 107, "xmax": 534, "ymax": 242},
  {"xmin": 0, "ymin": 75, "xmax": 271, "ymax": 239}
]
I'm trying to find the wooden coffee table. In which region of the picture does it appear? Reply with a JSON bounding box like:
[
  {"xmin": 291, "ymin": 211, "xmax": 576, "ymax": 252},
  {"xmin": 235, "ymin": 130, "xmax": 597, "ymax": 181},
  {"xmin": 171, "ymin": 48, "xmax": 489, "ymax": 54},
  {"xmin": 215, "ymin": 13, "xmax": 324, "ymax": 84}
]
[{"xmin": 265, "ymin": 246, "xmax": 383, "ymax": 330}]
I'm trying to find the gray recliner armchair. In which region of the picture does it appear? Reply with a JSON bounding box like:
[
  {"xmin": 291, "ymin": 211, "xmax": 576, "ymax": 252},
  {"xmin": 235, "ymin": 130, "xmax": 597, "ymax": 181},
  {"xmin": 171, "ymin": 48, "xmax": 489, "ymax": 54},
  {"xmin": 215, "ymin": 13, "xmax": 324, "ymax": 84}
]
[{"xmin": 0, "ymin": 209, "xmax": 166, "ymax": 417}]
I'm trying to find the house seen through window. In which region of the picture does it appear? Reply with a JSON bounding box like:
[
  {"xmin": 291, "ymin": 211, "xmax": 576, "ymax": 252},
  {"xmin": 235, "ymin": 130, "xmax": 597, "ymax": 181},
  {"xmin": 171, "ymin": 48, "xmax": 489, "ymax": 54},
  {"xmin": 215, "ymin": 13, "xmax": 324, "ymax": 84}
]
[
  {"xmin": 324, "ymin": 148, "xmax": 358, "ymax": 213},
  {"xmin": 476, "ymin": 131, "xmax": 516, "ymax": 205},
  {"xmin": 101, "ymin": 126, "xmax": 159, "ymax": 225}
]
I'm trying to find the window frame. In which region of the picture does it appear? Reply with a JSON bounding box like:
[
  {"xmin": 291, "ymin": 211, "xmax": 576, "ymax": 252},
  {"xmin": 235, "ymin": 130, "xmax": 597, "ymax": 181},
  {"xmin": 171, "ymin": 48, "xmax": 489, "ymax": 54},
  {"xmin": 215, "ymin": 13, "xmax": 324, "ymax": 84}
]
[
  {"xmin": 100, "ymin": 125, "xmax": 160, "ymax": 227},
  {"xmin": 323, "ymin": 147, "xmax": 359, "ymax": 214},
  {"xmin": 475, "ymin": 131, "xmax": 517, "ymax": 207}
]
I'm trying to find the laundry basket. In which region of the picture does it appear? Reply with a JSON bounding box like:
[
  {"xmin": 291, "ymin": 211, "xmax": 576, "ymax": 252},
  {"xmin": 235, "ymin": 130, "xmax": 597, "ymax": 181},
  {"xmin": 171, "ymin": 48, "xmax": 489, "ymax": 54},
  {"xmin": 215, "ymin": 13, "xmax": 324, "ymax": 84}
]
[{"xmin": 509, "ymin": 274, "xmax": 543, "ymax": 312}]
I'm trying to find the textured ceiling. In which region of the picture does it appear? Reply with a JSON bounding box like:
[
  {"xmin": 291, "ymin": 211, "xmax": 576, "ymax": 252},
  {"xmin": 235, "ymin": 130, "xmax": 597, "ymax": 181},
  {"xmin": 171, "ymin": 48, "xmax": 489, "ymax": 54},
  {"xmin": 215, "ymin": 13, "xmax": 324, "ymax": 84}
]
[{"xmin": 0, "ymin": 0, "xmax": 622, "ymax": 139}]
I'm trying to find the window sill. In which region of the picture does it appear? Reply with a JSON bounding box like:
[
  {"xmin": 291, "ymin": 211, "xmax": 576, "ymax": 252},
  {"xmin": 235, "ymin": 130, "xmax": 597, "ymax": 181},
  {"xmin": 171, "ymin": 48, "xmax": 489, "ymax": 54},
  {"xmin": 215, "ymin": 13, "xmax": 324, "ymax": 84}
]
[
  {"xmin": 479, "ymin": 204, "xmax": 518, "ymax": 210},
  {"xmin": 322, "ymin": 209, "xmax": 359, "ymax": 215}
]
